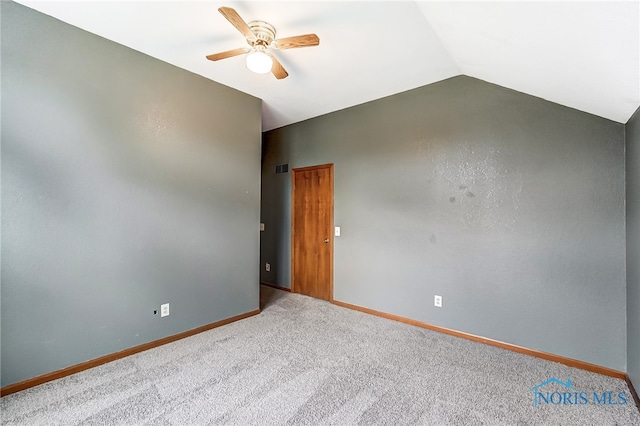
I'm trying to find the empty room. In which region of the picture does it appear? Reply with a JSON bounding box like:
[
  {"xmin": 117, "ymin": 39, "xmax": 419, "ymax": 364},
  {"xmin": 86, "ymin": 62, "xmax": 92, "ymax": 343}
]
[{"xmin": 1, "ymin": 1, "xmax": 639, "ymax": 424}]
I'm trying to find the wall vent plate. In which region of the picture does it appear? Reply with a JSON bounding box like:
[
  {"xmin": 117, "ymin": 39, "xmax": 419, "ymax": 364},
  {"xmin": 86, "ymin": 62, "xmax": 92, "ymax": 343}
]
[{"xmin": 275, "ymin": 164, "xmax": 289, "ymax": 174}]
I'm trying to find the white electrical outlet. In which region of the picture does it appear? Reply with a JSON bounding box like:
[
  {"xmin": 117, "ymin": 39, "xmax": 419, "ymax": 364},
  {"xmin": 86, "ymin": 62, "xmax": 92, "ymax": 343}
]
[
  {"xmin": 160, "ymin": 303, "xmax": 170, "ymax": 317},
  {"xmin": 265, "ymin": 263, "xmax": 271, "ymax": 272},
  {"xmin": 434, "ymin": 295, "xmax": 442, "ymax": 308}
]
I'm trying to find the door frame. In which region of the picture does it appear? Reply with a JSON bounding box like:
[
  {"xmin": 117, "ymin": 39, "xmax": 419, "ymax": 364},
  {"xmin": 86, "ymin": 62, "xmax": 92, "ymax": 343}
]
[{"xmin": 290, "ymin": 163, "xmax": 334, "ymax": 301}]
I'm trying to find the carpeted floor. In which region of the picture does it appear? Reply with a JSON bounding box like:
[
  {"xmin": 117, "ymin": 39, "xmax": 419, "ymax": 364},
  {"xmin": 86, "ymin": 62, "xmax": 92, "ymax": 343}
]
[{"xmin": 2, "ymin": 285, "xmax": 639, "ymax": 425}]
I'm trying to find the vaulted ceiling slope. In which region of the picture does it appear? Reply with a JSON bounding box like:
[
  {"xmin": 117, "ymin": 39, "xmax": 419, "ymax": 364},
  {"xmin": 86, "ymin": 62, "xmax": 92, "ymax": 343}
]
[{"xmin": 15, "ymin": 1, "xmax": 640, "ymax": 131}]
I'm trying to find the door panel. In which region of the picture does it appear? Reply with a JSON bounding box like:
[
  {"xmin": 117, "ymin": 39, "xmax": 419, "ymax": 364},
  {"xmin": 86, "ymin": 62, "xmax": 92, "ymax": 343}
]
[{"xmin": 292, "ymin": 164, "xmax": 333, "ymax": 301}]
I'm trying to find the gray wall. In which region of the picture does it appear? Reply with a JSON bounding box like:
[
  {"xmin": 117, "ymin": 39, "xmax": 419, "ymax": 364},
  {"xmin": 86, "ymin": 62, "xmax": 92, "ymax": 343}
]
[
  {"xmin": 1, "ymin": 2, "xmax": 261, "ymax": 387},
  {"xmin": 627, "ymin": 106, "xmax": 640, "ymax": 388},
  {"xmin": 261, "ymin": 75, "xmax": 627, "ymax": 371}
]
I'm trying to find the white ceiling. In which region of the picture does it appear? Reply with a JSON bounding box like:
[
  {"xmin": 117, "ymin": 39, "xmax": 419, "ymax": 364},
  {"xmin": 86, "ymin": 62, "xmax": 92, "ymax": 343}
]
[{"xmin": 15, "ymin": 1, "xmax": 640, "ymax": 131}]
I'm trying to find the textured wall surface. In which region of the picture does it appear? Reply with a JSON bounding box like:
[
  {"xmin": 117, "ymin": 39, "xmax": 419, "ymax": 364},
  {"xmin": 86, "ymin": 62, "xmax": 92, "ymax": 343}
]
[
  {"xmin": 627, "ymin": 106, "xmax": 640, "ymax": 388},
  {"xmin": 1, "ymin": 2, "xmax": 261, "ymax": 387},
  {"xmin": 261, "ymin": 75, "xmax": 627, "ymax": 371}
]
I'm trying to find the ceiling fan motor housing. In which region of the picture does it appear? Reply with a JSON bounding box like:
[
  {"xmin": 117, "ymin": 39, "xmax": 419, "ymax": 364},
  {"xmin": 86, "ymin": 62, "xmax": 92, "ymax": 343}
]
[{"xmin": 248, "ymin": 21, "xmax": 276, "ymax": 47}]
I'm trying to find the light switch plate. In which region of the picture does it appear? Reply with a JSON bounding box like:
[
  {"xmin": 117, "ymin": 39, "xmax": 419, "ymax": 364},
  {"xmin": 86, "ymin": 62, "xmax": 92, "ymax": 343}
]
[
  {"xmin": 335, "ymin": 226, "xmax": 341, "ymax": 237},
  {"xmin": 260, "ymin": 223, "xmax": 265, "ymax": 231}
]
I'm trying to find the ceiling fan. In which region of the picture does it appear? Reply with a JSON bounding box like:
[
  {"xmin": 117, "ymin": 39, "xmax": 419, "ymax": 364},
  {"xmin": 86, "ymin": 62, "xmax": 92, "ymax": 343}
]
[{"xmin": 206, "ymin": 7, "xmax": 320, "ymax": 79}]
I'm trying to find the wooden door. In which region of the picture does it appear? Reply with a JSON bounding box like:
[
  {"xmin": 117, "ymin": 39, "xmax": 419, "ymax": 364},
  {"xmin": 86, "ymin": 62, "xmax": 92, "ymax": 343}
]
[{"xmin": 291, "ymin": 164, "xmax": 333, "ymax": 301}]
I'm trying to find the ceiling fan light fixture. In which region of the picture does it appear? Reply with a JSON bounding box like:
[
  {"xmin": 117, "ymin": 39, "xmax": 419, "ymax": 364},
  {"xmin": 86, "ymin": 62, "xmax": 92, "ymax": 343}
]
[
  {"xmin": 246, "ymin": 49, "xmax": 272, "ymax": 74},
  {"xmin": 208, "ymin": 7, "xmax": 319, "ymax": 79}
]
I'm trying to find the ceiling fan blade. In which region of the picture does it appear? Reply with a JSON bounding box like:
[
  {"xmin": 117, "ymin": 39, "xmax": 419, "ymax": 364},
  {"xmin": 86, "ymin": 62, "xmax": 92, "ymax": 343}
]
[
  {"xmin": 270, "ymin": 55, "xmax": 289, "ymax": 80},
  {"xmin": 274, "ymin": 34, "xmax": 320, "ymax": 50},
  {"xmin": 218, "ymin": 7, "xmax": 255, "ymax": 40},
  {"xmin": 206, "ymin": 48, "xmax": 249, "ymax": 61}
]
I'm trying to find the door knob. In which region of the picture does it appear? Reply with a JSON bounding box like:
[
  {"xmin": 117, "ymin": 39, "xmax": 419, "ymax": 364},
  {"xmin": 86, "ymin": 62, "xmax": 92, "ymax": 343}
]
[{"xmin": 323, "ymin": 238, "xmax": 329, "ymax": 243}]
